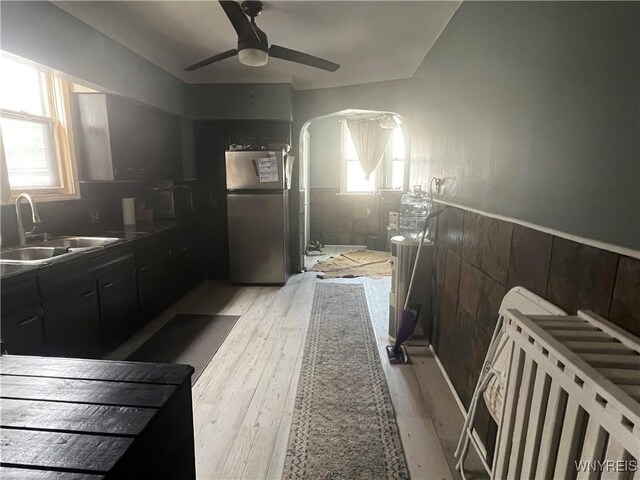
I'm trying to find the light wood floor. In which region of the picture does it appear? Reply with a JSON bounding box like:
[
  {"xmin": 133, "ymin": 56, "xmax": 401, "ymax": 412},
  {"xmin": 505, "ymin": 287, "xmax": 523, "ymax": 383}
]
[{"xmin": 109, "ymin": 272, "xmax": 486, "ymax": 480}]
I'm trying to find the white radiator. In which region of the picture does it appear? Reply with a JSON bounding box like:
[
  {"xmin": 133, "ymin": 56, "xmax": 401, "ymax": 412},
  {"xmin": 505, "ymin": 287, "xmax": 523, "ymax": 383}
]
[{"xmin": 492, "ymin": 309, "xmax": 640, "ymax": 480}]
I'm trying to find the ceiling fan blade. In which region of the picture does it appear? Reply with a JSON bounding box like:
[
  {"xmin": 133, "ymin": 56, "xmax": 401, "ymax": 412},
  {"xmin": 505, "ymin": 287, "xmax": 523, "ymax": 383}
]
[
  {"xmin": 184, "ymin": 49, "xmax": 238, "ymax": 71},
  {"xmin": 219, "ymin": 1, "xmax": 259, "ymax": 43},
  {"xmin": 269, "ymin": 45, "xmax": 339, "ymax": 72}
]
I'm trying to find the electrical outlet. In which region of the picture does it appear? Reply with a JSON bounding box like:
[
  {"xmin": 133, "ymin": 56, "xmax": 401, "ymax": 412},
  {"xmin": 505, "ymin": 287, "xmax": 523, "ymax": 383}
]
[{"xmin": 366, "ymin": 208, "xmax": 371, "ymax": 216}]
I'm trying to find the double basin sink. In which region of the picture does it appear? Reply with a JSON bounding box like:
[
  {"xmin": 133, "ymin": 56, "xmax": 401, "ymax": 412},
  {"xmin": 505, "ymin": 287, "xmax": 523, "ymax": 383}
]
[{"xmin": 0, "ymin": 237, "xmax": 122, "ymax": 265}]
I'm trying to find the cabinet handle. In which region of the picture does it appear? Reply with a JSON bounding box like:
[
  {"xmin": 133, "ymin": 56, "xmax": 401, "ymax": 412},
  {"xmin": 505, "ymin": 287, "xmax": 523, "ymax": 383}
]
[
  {"xmin": 81, "ymin": 290, "xmax": 96, "ymax": 298},
  {"xmin": 18, "ymin": 315, "xmax": 40, "ymax": 327},
  {"xmin": 181, "ymin": 244, "xmax": 194, "ymax": 252},
  {"xmin": 102, "ymin": 281, "xmax": 115, "ymax": 289},
  {"xmin": 139, "ymin": 265, "xmax": 149, "ymax": 271}
]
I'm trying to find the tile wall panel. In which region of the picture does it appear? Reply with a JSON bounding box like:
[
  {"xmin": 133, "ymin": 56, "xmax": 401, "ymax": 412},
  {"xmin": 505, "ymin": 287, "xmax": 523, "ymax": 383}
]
[
  {"xmin": 430, "ymin": 205, "xmax": 639, "ymax": 455},
  {"xmin": 609, "ymin": 256, "xmax": 640, "ymax": 337},
  {"xmin": 547, "ymin": 237, "xmax": 618, "ymax": 317},
  {"xmin": 462, "ymin": 211, "xmax": 484, "ymax": 268},
  {"xmin": 480, "ymin": 217, "xmax": 513, "ymax": 285},
  {"xmin": 308, "ymin": 187, "xmax": 401, "ymax": 246},
  {"xmin": 507, "ymin": 225, "xmax": 553, "ymax": 297}
]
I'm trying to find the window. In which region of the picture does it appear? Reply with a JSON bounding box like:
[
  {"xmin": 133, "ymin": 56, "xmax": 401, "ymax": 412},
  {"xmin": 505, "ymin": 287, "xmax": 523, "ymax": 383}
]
[
  {"xmin": 340, "ymin": 120, "xmax": 405, "ymax": 193},
  {"xmin": 388, "ymin": 126, "xmax": 405, "ymax": 190},
  {"xmin": 342, "ymin": 122, "xmax": 377, "ymax": 192},
  {"xmin": 0, "ymin": 54, "xmax": 79, "ymax": 202}
]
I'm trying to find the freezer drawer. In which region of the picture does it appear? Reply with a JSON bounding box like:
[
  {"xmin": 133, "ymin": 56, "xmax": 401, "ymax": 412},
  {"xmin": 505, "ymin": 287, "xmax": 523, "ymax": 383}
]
[
  {"xmin": 227, "ymin": 193, "xmax": 289, "ymax": 284},
  {"xmin": 226, "ymin": 151, "xmax": 287, "ymax": 190}
]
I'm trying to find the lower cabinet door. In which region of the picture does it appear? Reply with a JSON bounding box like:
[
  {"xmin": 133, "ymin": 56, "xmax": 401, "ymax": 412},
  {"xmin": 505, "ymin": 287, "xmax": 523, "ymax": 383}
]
[
  {"xmin": 99, "ymin": 263, "xmax": 138, "ymax": 350},
  {"xmin": 2, "ymin": 306, "xmax": 46, "ymax": 356},
  {"xmin": 1, "ymin": 279, "xmax": 46, "ymax": 356},
  {"xmin": 42, "ymin": 278, "xmax": 102, "ymax": 359},
  {"xmin": 137, "ymin": 257, "xmax": 171, "ymax": 322}
]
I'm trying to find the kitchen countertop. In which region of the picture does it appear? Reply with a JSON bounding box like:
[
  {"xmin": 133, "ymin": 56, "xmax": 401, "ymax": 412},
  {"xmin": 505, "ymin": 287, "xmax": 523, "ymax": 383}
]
[{"xmin": 0, "ymin": 220, "xmax": 179, "ymax": 282}]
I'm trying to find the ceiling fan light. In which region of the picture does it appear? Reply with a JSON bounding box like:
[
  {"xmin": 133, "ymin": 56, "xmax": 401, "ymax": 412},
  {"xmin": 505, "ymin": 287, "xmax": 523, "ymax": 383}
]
[{"xmin": 238, "ymin": 48, "xmax": 268, "ymax": 67}]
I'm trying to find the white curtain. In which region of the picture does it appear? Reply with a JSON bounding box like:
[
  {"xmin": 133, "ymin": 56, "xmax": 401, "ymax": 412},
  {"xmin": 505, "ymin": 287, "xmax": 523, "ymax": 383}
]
[{"xmin": 346, "ymin": 118, "xmax": 393, "ymax": 180}]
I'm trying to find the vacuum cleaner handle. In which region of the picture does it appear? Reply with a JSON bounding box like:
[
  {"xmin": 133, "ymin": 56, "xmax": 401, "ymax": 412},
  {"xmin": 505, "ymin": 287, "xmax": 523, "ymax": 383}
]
[{"xmin": 403, "ymin": 208, "xmax": 446, "ymax": 310}]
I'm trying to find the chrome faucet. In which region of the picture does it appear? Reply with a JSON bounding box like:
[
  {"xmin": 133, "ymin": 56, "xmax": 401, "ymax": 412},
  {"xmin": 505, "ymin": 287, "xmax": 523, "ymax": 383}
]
[{"xmin": 15, "ymin": 193, "xmax": 41, "ymax": 246}]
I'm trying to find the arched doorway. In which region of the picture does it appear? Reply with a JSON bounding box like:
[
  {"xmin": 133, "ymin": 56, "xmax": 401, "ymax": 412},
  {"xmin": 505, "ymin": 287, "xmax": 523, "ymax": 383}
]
[{"xmin": 297, "ymin": 109, "xmax": 407, "ymax": 270}]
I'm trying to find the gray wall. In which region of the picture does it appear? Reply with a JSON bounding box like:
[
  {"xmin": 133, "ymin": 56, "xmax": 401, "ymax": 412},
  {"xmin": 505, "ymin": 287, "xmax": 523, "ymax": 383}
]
[
  {"xmin": 408, "ymin": 1, "xmax": 640, "ymax": 251},
  {"xmin": 1, "ymin": 1, "xmax": 187, "ymax": 116},
  {"xmin": 187, "ymin": 83, "xmax": 294, "ymax": 121},
  {"xmin": 309, "ymin": 117, "xmax": 341, "ymax": 188},
  {"xmin": 295, "ymin": 1, "xmax": 640, "ymax": 251}
]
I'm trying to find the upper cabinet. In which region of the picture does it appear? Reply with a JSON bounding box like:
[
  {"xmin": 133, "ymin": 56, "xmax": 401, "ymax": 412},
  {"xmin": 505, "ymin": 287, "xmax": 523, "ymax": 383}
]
[
  {"xmin": 225, "ymin": 120, "xmax": 291, "ymax": 147},
  {"xmin": 74, "ymin": 93, "xmax": 183, "ymax": 181}
]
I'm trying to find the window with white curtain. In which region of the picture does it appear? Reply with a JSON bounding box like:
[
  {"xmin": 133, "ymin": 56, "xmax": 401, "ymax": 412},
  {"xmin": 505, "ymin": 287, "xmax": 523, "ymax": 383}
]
[
  {"xmin": 0, "ymin": 54, "xmax": 79, "ymax": 202},
  {"xmin": 340, "ymin": 120, "xmax": 405, "ymax": 193}
]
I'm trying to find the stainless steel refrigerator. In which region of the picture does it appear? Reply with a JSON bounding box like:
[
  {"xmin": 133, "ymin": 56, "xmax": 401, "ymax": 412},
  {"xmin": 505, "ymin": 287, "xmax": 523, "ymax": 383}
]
[{"xmin": 226, "ymin": 150, "xmax": 292, "ymax": 284}]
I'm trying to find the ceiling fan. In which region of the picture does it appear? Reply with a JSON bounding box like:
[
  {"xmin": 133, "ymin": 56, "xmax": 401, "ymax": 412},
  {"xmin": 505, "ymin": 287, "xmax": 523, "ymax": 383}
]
[{"xmin": 184, "ymin": 0, "xmax": 340, "ymax": 72}]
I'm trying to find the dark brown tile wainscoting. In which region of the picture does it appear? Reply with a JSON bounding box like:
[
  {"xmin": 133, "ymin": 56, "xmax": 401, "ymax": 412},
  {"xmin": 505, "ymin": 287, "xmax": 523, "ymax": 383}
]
[
  {"xmin": 309, "ymin": 188, "xmax": 402, "ymax": 246},
  {"xmin": 429, "ymin": 205, "xmax": 640, "ymax": 455}
]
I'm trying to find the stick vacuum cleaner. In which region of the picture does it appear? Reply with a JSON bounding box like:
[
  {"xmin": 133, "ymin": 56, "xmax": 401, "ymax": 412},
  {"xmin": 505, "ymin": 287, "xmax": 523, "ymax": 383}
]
[{"xmin": 386, "ymin": 208, "xmax": 445, "ymax": 365}]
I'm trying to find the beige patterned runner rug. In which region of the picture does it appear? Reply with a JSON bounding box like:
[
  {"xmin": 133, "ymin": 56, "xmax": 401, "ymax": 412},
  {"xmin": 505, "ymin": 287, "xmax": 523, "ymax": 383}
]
[{"xmin": 283, "ymin": 283, "xmax": 410, "ymax": 480}]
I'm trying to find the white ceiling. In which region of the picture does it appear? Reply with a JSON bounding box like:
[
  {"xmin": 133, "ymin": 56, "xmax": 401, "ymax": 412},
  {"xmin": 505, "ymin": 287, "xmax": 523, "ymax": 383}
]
[{"xmin": 54, "ymin": 1, "xmax": 460, "ymax": 90}]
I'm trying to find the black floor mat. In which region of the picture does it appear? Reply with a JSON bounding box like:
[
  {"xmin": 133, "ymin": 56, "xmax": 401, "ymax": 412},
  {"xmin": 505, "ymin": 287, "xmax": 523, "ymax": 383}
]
[{"xmin": 127, "ymin": 314, "xmax": 240, "ymax": 385}]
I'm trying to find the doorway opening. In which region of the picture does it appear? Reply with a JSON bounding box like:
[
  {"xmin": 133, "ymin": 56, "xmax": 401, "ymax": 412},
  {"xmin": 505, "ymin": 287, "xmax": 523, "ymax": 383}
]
[{"xmin": 298, "ymin": 109, "xmax": 407, "ymax": 271}]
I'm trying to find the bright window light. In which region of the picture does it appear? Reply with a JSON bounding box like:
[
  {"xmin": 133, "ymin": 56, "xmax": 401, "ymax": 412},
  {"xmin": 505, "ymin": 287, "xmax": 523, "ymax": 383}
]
[
  {"xmin": 0, "ymin": 57, "xmax": 48, "ymax": 116},
  {"xmin": 390, "ymin": 127, "xmax": 405, "ymax": 190},
  {"xmin": 340, "ymin": 120, "xmax": 405, "ymax": 193},
  {"xmin": 344, "ymin": 126, "xmax": 376, "ymax": 192},
  {"xmin": 0, "ymin": 56, "xmax": 75, "ymax": 193}
]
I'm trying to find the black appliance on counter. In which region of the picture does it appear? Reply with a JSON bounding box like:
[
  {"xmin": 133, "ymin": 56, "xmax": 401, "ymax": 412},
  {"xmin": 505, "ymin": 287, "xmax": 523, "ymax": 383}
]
[{"xmin": 151, "ymin": 182, "xmax": 193, "ymax": 218}]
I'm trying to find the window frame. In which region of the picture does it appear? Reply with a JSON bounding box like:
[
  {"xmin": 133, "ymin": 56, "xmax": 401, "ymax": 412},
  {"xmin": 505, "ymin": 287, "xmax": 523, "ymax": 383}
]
[
  {"xmin": 1, "ymin": 55, "xmax": 80, "ymax": 203},
  {"xmin": 339, "ymin": 120, "xmax": 406, "ymax": 194},
  {"xmin": 386, "ymin": 126, "xmax": 406, "ymax": 191}
]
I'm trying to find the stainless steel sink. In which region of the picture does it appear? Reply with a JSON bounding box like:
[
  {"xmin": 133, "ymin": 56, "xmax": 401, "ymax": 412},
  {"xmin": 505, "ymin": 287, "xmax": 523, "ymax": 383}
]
[
  {"xmin": 1, "ymin": 237, "xmax": 123, "ymax": 265},
  {"xmin": 38, "ymin": 236, "xmax": 121, "ymax": 248},
  {"xmin": 0, "ymin": 247, "xmax": 71, "ymax": 264}
]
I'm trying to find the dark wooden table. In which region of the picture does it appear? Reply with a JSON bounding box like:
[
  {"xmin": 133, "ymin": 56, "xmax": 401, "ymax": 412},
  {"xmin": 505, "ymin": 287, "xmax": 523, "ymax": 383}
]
[{"xmin": 0, "ymin": 355, "xmax": 195, "ymax": 479}]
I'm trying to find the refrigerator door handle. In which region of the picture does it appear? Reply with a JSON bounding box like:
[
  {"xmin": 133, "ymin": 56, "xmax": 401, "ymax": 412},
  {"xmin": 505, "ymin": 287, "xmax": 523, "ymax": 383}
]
[{"xmin": 251, "ymin": 159, "xmax": 259, "ymax": 177}]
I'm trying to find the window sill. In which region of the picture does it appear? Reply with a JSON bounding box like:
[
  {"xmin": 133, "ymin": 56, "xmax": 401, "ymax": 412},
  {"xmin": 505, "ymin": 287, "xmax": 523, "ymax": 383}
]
[
  {"xmin": 335, "ymin": 192, "xmax": 376, "ymax": 197},
  {"xmin": 4, "ymin": 192, "xmax": 81, "ymax": 205}
]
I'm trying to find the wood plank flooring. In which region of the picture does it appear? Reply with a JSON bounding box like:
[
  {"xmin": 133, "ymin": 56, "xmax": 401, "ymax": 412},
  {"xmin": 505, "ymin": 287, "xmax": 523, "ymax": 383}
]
[{"xmin": 109, "ymin": 271, "xmax": 486, "ymax": 480}]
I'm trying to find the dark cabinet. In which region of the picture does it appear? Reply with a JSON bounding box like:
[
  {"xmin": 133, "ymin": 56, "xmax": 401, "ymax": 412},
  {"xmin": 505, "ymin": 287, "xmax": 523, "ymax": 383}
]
[
  {"xmin": 0, "ymin": 279, "xmax": 46, "ymax": 356},
  {"xmin": 75, "ymin": 93, "xmax": 182, "ymax": 181},
  {"xmin": 225, "ymin": 120, "xmax": 291, "ymax": 147},
  {"xmin": 170, "ymin": 223, "xmax": 205, "ymax": 299},
  {"xmin": 40, "ymin": 271, "xmax": 102, "ymax": 359},
  {"xmin": 135, "ymin": 233, "xmax": 171, "ymax": 322},
  {"xmin": 1, "ymin": 225, "xmax": 205, "ymax": 358},
  {"xmin": 98, "ymin": 251, "xmax": 138, "ymax": 350},
  {"xmin": 39, "ymin": 248, "xmax": 138, "ymax": 358}
]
